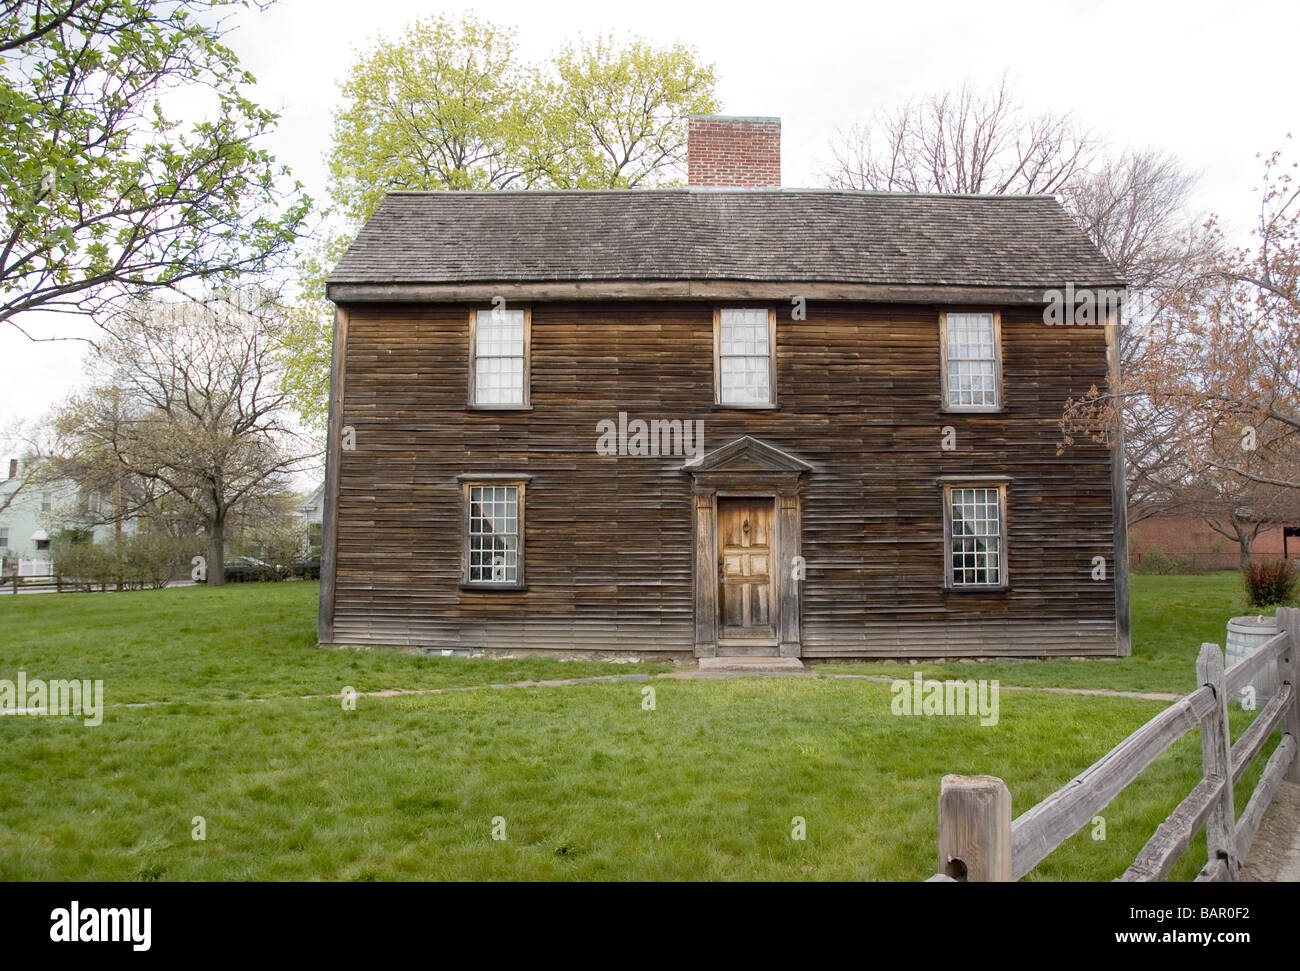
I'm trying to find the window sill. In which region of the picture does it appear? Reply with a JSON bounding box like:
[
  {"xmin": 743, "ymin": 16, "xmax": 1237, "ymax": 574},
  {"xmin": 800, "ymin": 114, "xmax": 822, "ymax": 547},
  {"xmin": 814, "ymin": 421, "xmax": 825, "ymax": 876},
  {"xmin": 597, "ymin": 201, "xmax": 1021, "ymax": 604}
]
[
  {"xmin": 940, "ymin": 406, "xmax": 1006, "ymax": 415},
  {"xmin": 945, "ymin": 585, "xmax": 1011, "ymax": 594},
  {"xmin": 459, "ymin": 583, "xmax": 529, "ymax": 592},
  {"xmin": 712, "ymin": 403, "xmax": 779, "ymax": 411},
  {"xmin": 467, "ymin": 405, "xmax": 534, "ymax": 413}
]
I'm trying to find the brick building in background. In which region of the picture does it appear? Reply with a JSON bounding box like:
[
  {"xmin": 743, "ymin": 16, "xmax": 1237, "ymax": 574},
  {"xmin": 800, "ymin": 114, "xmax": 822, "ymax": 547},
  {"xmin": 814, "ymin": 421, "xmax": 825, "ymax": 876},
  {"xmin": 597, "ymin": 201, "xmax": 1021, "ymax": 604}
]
[{"xmin": 1129, "ymin": 515, "xmax": 1294, "ymax": 571}]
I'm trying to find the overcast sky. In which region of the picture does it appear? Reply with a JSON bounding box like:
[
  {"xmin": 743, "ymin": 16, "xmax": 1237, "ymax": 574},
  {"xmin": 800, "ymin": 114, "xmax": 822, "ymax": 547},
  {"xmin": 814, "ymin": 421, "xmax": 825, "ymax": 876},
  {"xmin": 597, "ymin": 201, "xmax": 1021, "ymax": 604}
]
[{"xmin": 2, "ymin": 0, "xmax": 1297, "ymax": 443}]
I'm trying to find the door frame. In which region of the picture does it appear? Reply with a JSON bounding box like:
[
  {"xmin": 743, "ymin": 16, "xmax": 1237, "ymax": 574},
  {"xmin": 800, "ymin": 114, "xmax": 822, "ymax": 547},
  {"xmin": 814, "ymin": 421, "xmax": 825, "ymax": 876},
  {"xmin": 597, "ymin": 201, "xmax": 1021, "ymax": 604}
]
[{"xmin": 683, "ymin": 437, "xmax": 810, "ymax": 659}]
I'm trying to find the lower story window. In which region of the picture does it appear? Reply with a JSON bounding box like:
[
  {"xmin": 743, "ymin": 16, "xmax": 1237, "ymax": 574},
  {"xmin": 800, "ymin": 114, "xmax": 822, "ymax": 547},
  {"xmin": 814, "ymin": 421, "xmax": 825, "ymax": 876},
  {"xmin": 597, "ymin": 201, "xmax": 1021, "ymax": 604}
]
[
  {"xmin": 945, "ymin": 483, "xmax": 1007, "ymax": 588},
  {"xmin": 461, "ymin": 479, "xmax": 527, "ymax": 587}
]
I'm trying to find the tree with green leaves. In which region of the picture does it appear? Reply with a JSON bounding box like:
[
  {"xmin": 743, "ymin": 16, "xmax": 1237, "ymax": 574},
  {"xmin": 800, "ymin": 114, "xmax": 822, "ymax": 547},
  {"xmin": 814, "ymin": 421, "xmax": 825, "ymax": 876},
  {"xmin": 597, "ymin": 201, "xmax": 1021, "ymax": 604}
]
[
  {"xmin": 541, "ymin": 33, "xmax": 721, "ymax": 190},
  {"xmin": 327, "ymin": 17, "xmax": 720, "ymax": 210},
  {"xmin": 0, "ymin": 0, "xmax": 310, "ymax": 338},
  {"xmin": 327, "ymin": 14, "xmax": 531, "ymax": 218},
  {"xmin": 282, "ymin": 15, "xmax": 720, "ymax": 431}
]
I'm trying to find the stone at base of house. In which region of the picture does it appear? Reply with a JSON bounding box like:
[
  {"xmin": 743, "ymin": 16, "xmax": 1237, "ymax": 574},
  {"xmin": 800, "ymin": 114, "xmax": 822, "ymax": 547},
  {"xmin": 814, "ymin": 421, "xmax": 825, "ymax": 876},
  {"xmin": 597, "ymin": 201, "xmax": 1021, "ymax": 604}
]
[
  {"xmin": 319, "ymin": 642, "xmax": 692, "ymax": 664},
  {"xmin": 697, "ymin": 656, "xmax": 806, "ymax": 673}
]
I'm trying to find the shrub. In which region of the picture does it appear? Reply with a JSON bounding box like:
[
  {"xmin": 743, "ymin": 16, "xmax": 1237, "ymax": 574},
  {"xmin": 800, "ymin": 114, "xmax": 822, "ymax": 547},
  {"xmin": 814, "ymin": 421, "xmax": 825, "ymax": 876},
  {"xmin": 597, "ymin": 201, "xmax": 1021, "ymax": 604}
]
[
  {"xmin": 120, "ymin": 532, "xmax": 190, "ymax": 588},
  {"xmin": 1169, "ymin": 553, "xmax": 1207, "ymax": 575},
  {"xmin": 52, "ymin": 538, "xmax": 115, "ymax": 590},
  {"xmin": 1134, "ymin": 547, "xmax": 1174, "ymax": 575},
  {"xmin": 1244, "ymin": 559, "xmax": 1299, "ymax": 607},
  {"xmin": 53, "ymin": 532, "xmax": 190, "ymax": 590}
]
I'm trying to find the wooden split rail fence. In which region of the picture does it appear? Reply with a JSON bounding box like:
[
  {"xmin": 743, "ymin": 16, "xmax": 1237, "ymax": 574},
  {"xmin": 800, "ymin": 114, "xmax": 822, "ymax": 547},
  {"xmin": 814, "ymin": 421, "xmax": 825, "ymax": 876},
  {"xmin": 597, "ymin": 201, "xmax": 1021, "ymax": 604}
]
[{"xmin": 929, "ymin": 606, "xmax": 1300, "ymax": 882}]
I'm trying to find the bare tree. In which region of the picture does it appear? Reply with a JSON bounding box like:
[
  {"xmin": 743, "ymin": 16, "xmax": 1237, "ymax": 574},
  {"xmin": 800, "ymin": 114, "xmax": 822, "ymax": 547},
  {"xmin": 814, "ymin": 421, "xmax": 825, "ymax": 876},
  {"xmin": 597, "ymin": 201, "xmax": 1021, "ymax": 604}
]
[
  {"xmin": 1065, "ymin": 142, "xmax": 1300, "ymax": 517},
  {"xmin": 51, "ymin": 288, "xmax": 316, "ymax": 584},
  {"xmin": 1120, "ymin": 400, "xmax": 1300, "ymax": 567},
  {"xmin": 1056, "ymin": 149, "xmax": 1222, "ymax": 521},
  {"xmin": 1061, "ymin": 149, "xmax": 1218, "ymax": 360},
  {"xmin": 823, "ymin": 75, "xmax": 1095, "ymax": 194}
]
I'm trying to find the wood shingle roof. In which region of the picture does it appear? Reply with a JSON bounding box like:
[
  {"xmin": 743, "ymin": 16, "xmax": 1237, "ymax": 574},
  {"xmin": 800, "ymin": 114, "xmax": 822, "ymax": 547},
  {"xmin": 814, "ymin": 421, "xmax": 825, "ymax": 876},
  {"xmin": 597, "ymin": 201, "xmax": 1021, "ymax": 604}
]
[{"xmin": 327, "ymin": 188, "xmax": 1124, "ymax": 295}]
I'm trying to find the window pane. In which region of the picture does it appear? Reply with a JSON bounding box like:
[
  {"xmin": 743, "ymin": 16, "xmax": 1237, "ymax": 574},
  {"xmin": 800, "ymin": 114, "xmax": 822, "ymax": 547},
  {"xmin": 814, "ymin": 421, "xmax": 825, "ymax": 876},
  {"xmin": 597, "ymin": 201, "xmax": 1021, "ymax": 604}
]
[
  {"xmin": 467, "ymin": 485, "xmax": 520, "ymax": 583},
  {"xmin": 720, "ymin": 356, "xmax": 770, "ymax": 404},
  {"xmin": 719, "ymin": 309, "xmax": 772, "ymax": 405},
  {"xmin": 474, "ymin": 310, "xmax": 525, "ymax": 405},
  {"xmin": 477, "ymin": 310, "xmax": 525, "ymax": 355},
  {"xmin": 475, "ymin": 357, "xmax": 524, "ymax": 405},
  {"xmin": 946, "ymin": 313, "xmax": 997, "ymax": 408},
  {"xmin": 950, "ymin": 487, "xmax": 1002, "ymax": 586}
]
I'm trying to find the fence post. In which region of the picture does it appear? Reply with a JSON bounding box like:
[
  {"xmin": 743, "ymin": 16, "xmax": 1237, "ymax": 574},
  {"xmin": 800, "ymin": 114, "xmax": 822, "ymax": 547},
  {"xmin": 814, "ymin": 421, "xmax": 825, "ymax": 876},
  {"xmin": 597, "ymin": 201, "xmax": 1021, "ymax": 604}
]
[
  {"xmin": 1278, "ymin": 607, "xmax": 1300, "ymax": 784},
  {"xmin": 1197, "ymin": 642, "xmax": 1239, "ymax": 880},
  {"xmin": 937, "ymin": 774, "xmax": 1012, "ymax": 881}
]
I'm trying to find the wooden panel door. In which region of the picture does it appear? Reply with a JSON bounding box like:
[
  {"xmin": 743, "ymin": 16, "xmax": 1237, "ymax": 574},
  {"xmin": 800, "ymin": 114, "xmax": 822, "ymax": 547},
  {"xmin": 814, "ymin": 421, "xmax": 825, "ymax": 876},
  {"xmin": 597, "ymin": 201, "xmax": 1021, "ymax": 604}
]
[{"xmin": 718, "ymin": 498, "xmax": 775, "ymax": 638}]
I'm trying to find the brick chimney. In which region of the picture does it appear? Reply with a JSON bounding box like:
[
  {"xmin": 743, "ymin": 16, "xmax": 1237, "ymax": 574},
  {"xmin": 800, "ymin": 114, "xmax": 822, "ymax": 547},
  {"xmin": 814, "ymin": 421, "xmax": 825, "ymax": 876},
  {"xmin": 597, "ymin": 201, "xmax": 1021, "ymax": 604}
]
[{"xmin": 687, "ymin": 115, "xmax": 781, "ymax": 188}]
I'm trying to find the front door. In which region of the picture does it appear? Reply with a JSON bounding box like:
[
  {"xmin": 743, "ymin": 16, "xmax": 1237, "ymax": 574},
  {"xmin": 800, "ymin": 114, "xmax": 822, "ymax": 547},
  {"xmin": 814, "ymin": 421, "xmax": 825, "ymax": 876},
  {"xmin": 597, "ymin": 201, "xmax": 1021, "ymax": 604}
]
[{"xmin": 717, "ymin": 497, "xmax": 776, "ymax": 641}]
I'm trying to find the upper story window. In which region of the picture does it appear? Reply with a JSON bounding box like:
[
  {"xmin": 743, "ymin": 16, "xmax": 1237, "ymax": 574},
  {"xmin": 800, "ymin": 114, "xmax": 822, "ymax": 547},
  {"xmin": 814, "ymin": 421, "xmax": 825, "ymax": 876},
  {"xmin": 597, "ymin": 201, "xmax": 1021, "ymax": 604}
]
[
  {"xmin": 941, "ymin": 311, "xmax": 1002, "ymax": 411},
  {"xmin": 40, "ymin": 491, "xmax": 52, "ymax": 513},
  {"xmin": 714, "ymin": 308, "xmax": 776, "ymax": 407},
  {"xmin": 469, "ymin": 307, "xmax": 530, "ymax": 408},
  {"xmin": 943, "ymin": 482, "xmax": 1008, "ymax": 590},
  {"xmin": 0, "ymin": 527, "xmax": 8, "ymax": 549}
]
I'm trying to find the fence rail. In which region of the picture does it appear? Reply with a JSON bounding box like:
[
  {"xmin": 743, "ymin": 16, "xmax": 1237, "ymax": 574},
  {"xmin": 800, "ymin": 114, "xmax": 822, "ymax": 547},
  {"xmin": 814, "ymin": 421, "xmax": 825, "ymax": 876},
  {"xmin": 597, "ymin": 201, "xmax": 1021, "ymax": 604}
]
[
  {"xmin": 2, "ymin": 571, "xmax": 63, "ymax": 593},
  {"xmin": 931, "ymin": 606, "xmax": 1300, "ymax": 882}
]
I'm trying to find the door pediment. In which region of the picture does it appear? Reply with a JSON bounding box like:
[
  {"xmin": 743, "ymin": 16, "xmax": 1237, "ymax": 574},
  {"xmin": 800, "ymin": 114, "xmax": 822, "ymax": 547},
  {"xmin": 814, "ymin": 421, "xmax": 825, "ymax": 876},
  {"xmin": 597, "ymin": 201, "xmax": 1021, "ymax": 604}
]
[{"xmin": 681, "ymin": 436, "xmax": 812, "ymax": 476}]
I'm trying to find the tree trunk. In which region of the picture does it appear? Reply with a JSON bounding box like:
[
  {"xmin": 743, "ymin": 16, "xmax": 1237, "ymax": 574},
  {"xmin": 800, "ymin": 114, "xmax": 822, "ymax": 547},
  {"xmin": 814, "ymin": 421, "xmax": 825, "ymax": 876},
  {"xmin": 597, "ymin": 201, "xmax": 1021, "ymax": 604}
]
[
  {"xmin": 206, "ymin": 518, "xmax": 226, "ymax": 586},
  {"xmin": 1238, "ymin": 526, "xmax": 1255, "ymax": 573}
]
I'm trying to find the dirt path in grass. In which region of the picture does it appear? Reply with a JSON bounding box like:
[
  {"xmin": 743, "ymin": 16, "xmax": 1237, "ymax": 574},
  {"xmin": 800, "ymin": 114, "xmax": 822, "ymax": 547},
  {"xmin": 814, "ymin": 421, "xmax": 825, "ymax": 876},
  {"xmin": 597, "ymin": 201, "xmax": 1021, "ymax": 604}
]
[
  {"xmin": 0, "ymin": 668, "xmax": 1183, "ymax": 717},
  {"xmin": 334, "ymin": 671, "xmax": 1182, "ymax": 704},
  {"xmin": 814, "ymin": 672, "xmax": 1183, "ymax": 702}
]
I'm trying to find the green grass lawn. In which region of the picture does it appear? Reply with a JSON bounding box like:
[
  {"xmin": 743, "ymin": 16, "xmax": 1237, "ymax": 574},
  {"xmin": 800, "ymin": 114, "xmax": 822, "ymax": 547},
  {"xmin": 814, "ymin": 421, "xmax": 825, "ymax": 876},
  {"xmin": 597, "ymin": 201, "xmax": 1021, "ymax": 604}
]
[
  {"xmin": 0, "ymin": 582, "xmax": 670, "ymax": 705},
  {"xmin": 0, "ymin": 574, "xmax": 1276, "ymax": 881},
  {"xmin": 819, "ymin": 572, "xmax": 1259, "ymax": 694}
]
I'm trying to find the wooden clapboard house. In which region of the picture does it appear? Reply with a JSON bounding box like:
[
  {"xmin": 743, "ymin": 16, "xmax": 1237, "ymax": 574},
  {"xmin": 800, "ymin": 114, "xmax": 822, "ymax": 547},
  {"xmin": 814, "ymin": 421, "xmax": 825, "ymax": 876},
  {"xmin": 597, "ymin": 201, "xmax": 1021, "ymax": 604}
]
[{"xmin": 319, "ymin": 116, "xmax": 1129, "ymax": 660}]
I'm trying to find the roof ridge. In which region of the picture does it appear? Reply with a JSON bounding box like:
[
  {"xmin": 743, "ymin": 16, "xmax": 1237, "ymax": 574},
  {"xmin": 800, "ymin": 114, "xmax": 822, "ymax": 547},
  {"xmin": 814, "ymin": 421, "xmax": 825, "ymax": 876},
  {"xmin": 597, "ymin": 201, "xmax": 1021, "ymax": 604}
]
[{"xmin": 383, "ymin": 187, "xmax": 1062, "ymax": 201}]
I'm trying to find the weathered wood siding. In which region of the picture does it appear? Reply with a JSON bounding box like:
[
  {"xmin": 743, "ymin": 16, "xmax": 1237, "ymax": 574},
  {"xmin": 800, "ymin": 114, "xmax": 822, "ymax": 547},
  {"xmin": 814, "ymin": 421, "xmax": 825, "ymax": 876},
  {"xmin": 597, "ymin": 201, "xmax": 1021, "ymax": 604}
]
[{"xmin": 329, "ymin": 300, "xmax": 1119, "ymax": 656}]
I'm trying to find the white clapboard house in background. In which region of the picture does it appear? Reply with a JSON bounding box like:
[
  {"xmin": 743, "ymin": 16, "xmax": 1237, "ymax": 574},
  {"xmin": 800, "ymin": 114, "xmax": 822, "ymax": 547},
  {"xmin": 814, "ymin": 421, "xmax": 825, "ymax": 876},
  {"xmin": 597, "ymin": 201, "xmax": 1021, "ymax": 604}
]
[
  {"xmin": 297, "ymin": 483, "xmax": 325, "ymax": 554},
  {"xmin": 0, "ymin": 457, "xmax": 124, "ymax": 577}
]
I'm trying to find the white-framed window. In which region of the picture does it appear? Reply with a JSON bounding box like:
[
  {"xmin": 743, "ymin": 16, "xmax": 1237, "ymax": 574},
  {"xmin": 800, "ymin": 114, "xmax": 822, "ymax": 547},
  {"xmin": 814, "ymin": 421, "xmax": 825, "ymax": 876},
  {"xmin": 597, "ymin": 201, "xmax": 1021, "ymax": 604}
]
[
  {"xmin": 40, "ymin": 491, "xmax": 52, "ymax": 513},
  {"xmin": 469, "ymin": 307, "xmax": 530, "ymax": 408},
  {"xmin": 0, "ymin": 527, "xmax": 8, "ymax": 549},
  {"xmin": 461, "ymin": 479, "xmax": 527, "ymax": 587},
  {"xmin": 941, "ymin": 311, "xmax": 1002, "ymax": 410},
  {"xmin": 943, "ymin": 483, "xmax": 1008, "ymax": 589},
  {"xmin": 715, "ymin": 307, "xmax": 776, "ymax": 407}
]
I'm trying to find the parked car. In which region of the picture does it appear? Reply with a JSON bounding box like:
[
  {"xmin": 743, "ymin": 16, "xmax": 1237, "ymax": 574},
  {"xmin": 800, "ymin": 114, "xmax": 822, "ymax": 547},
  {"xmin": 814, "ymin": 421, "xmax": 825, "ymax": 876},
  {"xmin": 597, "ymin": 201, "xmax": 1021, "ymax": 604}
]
[
  {"xmin": 220, "ymin": 556, "xmax": 273, "ymax": 583},
  {"xmin": 292, "ymin": 555, "xmax": 320, "ymax": 580}
]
